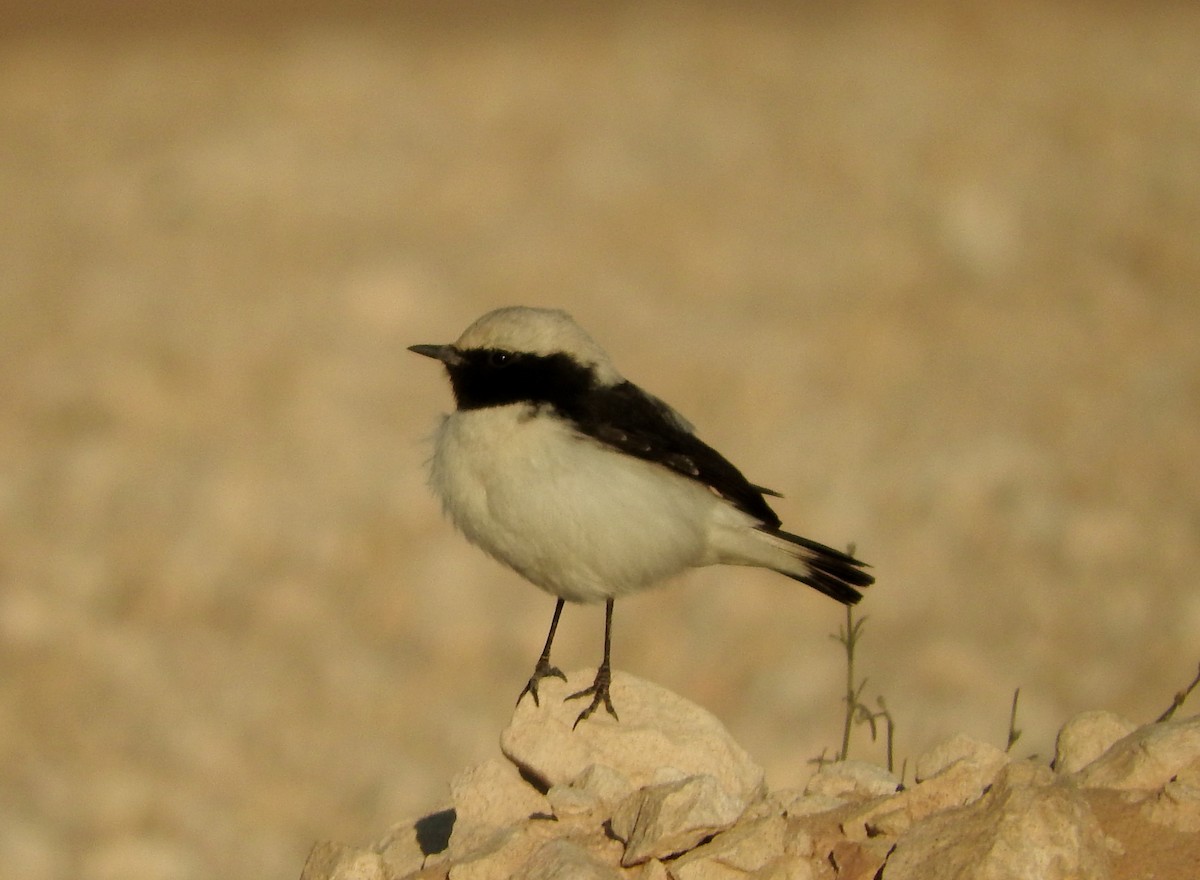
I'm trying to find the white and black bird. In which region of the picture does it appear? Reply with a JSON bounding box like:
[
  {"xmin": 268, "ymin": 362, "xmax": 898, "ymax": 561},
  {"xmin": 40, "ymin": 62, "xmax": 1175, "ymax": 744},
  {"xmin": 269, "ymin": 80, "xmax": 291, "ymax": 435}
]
[{"xmin": 410, "ymin": 306, "xmax": 873, "ymax": 727}]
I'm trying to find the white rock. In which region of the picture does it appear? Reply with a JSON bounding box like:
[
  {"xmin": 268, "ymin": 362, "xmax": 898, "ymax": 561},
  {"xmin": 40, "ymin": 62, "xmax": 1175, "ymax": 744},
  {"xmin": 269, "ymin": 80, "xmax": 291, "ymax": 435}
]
[
  {"xmin": 828, "ymin": 838, "xmax": 893, "ymax": 880},
  {"xmin": 545, "ymin": 784, "xmax": 601, "ymax": 820},
  {"xmin": 1071, "ymin": 715, "xmax": 1200, "ymax": 791},
  {"xmin": 914, "ymin": 733, "xmax": 1008, "ymax": 783},
  {"xmin": 882, "ymin": 761, "xmax": 1111, "ymax": 880},
  {"xmin": 1054, "ymin": 711, "xmax": 1138, "ymax": 775},
  {"xmin": 637, "ymin": 859, "xmax": 672, "ymax": 880},
  {"xmin": 445, "ymin": 758, "xmax": 553, "ymax": 862},
  {"xmin": 669, "ymin": 814, "xmax": 787, "ymax": 878},
  {"xmin": 447, "ymin": 823, "xmax": 549, "ymax": 880},
  {"xmin": 571, "ymin": 763, "xmax": 635, "ymax": 807},
  {"xmin": 1140, "ymin": 778, "xmax": 1200, "ymax": 833},
  {"xmin": 501, "ymin": 670, "xmax": 765, "ymax": 805},
  {"xmin": 450, "ymin": 758, "xmax": 551, "ymax": 827},
  {"xmin": 299, "ymin": 842, "xmax": 386, "ymax": 880},
  {"xmin": 374, "ymin": 806, "xmax": 455, "ymax": 874},
  {"xmin": 523, "ymin": 838, "xmax": 624, "ymax": 880},
  {"xmin": 610, "ymin": 774, "xmax": 747, "ymax": 866},
  {"xmin": 670, "ymin": 859, "xmax": 743, "ymax": 879},
  {"xmin": 805, "ymin": 760, "xmax": 900, "ymax": 799},
  {"xmin": 770, "ymin": 789, "xmax": 845, "ymax": 819},
  {"xmin": 841, "ymin": 799, "xmax": 910, "ymax": 841},
  {"xmin": 749, "ymin": 855, "xmax": 817, "ymax": 880},
  {"xmin": 843, "ymin": 732, "xmax": 1009, "ymax": 838}
]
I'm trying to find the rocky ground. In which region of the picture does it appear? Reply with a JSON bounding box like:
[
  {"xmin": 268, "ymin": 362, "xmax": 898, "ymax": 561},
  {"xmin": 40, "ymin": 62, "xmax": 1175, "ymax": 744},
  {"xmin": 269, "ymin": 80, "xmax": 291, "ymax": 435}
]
[
  {"xmin": 3, "ymin": 2, "xmax": 1199, "ymax": 879},
  {"xmin": 303, "ymin": 671, "xmax": 1200, "ymax": 880}
]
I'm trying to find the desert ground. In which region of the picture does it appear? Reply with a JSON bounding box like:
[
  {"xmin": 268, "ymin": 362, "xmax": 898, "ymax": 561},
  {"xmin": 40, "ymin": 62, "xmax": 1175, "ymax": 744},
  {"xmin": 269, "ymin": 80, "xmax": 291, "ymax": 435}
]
[{"xmin": 2, "ymin": 2, "xmax": 1198, "ymax": 878}]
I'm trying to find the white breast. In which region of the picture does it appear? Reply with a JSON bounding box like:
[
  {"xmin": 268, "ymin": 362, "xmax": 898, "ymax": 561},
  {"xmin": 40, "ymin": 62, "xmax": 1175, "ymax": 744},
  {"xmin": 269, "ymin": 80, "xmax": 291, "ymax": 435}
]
[{"xmin": 428, "ymin": 405, "xmax": 722, "ymax": 603}]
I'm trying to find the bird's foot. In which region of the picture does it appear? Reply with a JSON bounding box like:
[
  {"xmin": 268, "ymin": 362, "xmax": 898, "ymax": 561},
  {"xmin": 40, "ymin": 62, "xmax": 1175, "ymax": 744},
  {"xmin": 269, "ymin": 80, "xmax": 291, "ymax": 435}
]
[
  {"xmin": 566, "ymin": 665, "xmax": 619, "ymax": 728},
  {"xmin": 516, "ymin": 657, "xmax": 566, "ymax": 708}
]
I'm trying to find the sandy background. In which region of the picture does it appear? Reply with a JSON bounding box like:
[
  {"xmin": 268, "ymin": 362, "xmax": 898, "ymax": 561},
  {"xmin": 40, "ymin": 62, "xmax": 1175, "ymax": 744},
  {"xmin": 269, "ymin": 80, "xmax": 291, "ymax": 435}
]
[{"xmin": 2, "ymin": 2, "xmax": 1198, "ymax": 878}]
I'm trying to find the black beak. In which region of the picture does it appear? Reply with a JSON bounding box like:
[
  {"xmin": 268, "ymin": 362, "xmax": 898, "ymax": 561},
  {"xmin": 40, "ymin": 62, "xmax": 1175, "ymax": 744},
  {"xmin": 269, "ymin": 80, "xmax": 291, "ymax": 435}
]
[{"xmin": 408, "ymin": 344, "xmax": 463, "ymax": 367}]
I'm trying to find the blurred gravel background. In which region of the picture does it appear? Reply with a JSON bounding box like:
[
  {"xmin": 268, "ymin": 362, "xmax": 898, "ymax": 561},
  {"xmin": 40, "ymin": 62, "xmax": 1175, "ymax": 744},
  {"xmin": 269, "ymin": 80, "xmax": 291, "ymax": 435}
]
[{"xmin": 2, "ymin": 2, "xmax": 1198, "ymax": 878}]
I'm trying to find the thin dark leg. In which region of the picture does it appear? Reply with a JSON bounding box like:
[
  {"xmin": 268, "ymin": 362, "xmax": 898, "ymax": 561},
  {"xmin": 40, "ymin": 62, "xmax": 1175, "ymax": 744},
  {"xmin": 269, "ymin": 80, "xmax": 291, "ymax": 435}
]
[
  {"xmin": 516, "ymin": 598, "xmax": 567, "ymax": 707},
  {"xmin": 566, "ymin": 598, "xmax": 619, "ymax": 727}
]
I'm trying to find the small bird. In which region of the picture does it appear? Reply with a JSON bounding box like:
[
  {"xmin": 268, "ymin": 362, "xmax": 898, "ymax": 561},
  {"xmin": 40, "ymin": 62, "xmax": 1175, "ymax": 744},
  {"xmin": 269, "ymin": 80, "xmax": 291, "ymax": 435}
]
[{"xmin": 410, "ymin": 307, "xmax": 873, "ymax": 727}]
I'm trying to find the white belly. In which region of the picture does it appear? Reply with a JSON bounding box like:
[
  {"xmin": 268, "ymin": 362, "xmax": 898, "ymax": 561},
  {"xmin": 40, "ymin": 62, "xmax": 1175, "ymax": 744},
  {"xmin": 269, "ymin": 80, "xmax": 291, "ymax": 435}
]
[{"xmin": 428, "ymin": 405, "xmax": 718, "ymax": 603}]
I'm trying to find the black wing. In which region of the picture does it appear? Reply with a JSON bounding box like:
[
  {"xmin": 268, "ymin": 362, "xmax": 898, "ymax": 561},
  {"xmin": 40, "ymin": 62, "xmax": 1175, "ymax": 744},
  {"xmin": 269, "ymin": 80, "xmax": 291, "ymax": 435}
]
[{"xmin": 563, "ymin": 381, "xmax": 783, "ymax": 528}]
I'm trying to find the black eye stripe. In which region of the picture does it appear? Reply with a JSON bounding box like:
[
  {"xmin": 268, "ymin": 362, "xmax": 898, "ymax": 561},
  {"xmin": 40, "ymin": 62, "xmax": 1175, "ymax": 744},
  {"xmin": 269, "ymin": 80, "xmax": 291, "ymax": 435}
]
[{"xmin": 447, "ymin": 349, "xmax": 594, "ymax": 411}]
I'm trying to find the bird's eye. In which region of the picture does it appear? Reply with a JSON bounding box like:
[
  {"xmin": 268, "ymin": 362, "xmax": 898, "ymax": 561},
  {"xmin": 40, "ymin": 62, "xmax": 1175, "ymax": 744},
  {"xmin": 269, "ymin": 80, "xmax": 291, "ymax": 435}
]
[{"xmin": 487, "ymin": 351, "xmax": 513, "ymax": 368}]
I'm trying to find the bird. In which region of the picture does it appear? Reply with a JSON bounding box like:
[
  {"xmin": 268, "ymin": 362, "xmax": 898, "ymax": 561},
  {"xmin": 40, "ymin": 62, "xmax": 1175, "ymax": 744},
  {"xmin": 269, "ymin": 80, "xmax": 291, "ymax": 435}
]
[{"xmin": 409, "ymin": 306, "xmax": 873, "ymax": 727}]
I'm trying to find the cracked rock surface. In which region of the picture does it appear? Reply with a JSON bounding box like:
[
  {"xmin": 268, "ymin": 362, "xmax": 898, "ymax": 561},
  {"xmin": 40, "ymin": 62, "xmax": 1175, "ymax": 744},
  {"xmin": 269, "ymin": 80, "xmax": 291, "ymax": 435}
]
[{"xmin": 303, "ymin": 673, "xmax": 1200, "ymax": 880}]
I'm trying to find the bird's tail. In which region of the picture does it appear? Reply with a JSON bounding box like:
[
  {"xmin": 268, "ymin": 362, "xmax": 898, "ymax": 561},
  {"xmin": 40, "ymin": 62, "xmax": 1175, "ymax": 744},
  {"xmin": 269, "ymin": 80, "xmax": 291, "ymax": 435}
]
[{"xmin": 758, "ymin": 528, "xmax": 874, "ymax": 605}]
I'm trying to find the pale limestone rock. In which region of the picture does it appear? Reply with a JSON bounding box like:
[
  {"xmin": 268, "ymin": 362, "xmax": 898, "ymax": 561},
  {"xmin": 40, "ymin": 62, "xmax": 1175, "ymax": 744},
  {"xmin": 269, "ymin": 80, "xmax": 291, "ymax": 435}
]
[
  {"xmin": 446, "ymin": 827, "xmax": 522, "ymax": 880},
  {"xmin": 610, "ymin": 774, "xmax": 746, "ymax": 866},
  {"xmin": 670, "ymin": 858, "xmax": 744, "ymax": 879},
  {"xmin": 299, "ymin": 841, "xmax": 386, "ymax": 880},
  {"xmin": 299, "ymin": 683, "xmax": 1200, "ymax": 880},
  {"xmin": 913, "ymin": 733, "xmax": 1008, "ymax": 783},
  {"xmin": 829, "ymin": 838, "xmax": 892, "ymax": 880},
  {"xmin": 770, "ymin": 789, "xmax": 845, "ymax": 819},
  {"xmin": 1176, "ymin": 748, "xmax": 1200, "ymax": 787},
  {"xmin": 571, "ymin": 763, "xmax": 636, "ymax": 808},
  {"xmin": 1071, "ymin": 714, "xmax": 1200, "ymax": 791},
  {"xmin": 1083, "ymin": 786, "xmax": 1200, "ymax": 878},
  {"xmin": 1140, "ymin": 777, "xmax": 1200, "ymax": 832},
  {"xmin": 523, "ymin": 838, "xmax": 625, "ymax": 880},
  {"xmin": 844, "ymin": 733, "xmax": 1009, "ymax": 839},
  {"xmin": 449, "ymin": 823, "xmax": 626, "ymax": 880},
  {"xmin": 780, "ymin": 803, "xmax": 849, "ymax": 870},
  {"xmin": 881, "ymin": 761, "xmax": 1112, "ymax": 880},
  {"xmin": 445, "ymin": 759, "xmax": 551, "ymax": 863},
  {"xmin": 779, "ymin": 825, "xmax": 815, "ymax": 861},
  {"xmin": 545, "ymin": 783, "xmax": 601, "ymax": 820},
  {"xmin": 669, "ymin": 814, "xmax": 787, "ymax": 878},
  {"xmin": 748, "ymin": 856, "xmax": 816, "ymax": 880},
  {"xmin": 373, "ymin": 825, "xmax": 425, "ymax": 878},
  {"xmin": 501, "ymin": 670, "xmax": 765, "ymax": 805},
  {"xmin": 910, "ymin": 733, "xmax": 1009, "ymax": 807},
  {"xmin": 374, "ymin": 807, "xmax": 455, "ymax": 876},
  {"xmin": 637, "ymin": 859, "xmax": 671, "ymax": 880},
  {"xmin": 840, "ymin": 799, "xmax": 908, "ymax": 841},
  {"xmin": 450, "ymin": 758, "xmax": 550, "ymax": 828},
  {"xmin": 804, "ymin": 760, "xmax": 899, "ymax": 799},
  {"xmin": 447, "ymin": 822, "xmax": 555, "ymax": 880},
  {"xmin": 1054, "ymin": 710, "xmax": 1138, "ymax": 774}
]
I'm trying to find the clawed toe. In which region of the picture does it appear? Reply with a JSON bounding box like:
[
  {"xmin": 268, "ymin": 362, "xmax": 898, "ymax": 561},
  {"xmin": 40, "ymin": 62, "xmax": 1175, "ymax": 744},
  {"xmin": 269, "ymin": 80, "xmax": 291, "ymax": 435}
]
[
  {"xmin": 566, "ymin": 666, "xmax": 618, "ymax": 728},
  {"xmin": 517, "ymin": 659, "xmax": 567, "ymax": 707},
  {"xmin": 516, "ymin": 598, "xmax": 620, "ymax": 728}
]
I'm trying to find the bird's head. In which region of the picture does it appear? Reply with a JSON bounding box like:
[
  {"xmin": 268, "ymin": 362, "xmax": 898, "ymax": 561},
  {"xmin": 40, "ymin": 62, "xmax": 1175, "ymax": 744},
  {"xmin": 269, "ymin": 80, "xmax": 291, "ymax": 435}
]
[{"xmin": 409, "ymin": 307, "xmax": 623, "ymax": 411}]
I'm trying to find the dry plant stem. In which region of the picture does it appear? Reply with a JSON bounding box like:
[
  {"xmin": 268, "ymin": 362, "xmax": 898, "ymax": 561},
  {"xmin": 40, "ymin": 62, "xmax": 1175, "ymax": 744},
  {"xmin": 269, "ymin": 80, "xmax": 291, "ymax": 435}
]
[
  {"xmin": 878, "ymin": 696, "xmax": 896, "ymax": 774},
  {"xmin": 1155, "ymin": 661, "xmax": 1200, "ymax": 723},
  {"xmin": 837, "ymin": 605, "xmax": 866, "ymax": 761},
  {"xmin": 1006, "ymin": 688, "xmax": 1022, "ymax": 752},
  {"xmin": 809, "ymin": 747, "xmax": 835, "ymax": 771},
  {"xmin": 854, "ymin": 696, "xmax": 897, "ymax": 775},
  {"xmin": 831, "ymin": 605, "xmax": 899, "ymax": 773}
]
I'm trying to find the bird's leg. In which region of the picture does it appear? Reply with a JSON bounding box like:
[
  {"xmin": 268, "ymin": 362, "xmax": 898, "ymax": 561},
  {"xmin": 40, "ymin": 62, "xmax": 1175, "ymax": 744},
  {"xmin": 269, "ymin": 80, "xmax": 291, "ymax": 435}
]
[
  {"xmin": 567, "ymin": 598, "xmax": 619, "ymax": 727},
  {"xmin": 517, "ymin": 598, "xmax": 567, "ymax": 707}
]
